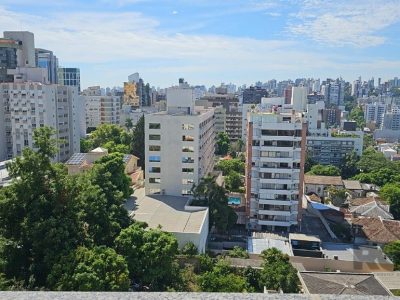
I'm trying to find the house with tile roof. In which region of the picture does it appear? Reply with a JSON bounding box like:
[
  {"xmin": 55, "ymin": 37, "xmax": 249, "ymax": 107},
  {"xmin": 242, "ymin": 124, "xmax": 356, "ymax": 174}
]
[{"xmin": 351, "ymin": 217, "xmax": 400, "ymax": 246}]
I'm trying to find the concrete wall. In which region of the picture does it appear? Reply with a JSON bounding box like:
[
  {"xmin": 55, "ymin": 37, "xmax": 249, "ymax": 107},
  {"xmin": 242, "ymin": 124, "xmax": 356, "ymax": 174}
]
[{"xmin": 290, "ymin": 256, "xmax": 394, "ymax": 273}]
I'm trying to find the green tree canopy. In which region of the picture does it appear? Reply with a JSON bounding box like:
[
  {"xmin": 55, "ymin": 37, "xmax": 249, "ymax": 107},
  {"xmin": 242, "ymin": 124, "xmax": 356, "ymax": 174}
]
[
  {"xmin": 115, "ymin": 222, "xmax": 179, "ymax": 290},
  {"xmin": 348, "ymin": 106, "xmax": 366, "ymax": 129},
  {"xmin": 48, "ymin": 246, "xmax": 130, "ymax": 291},
  {"xmin": 224, "ymin": 171, "xmax": 243, "ymax": 192},
  {"xmin": 307, "ymin": 164, "xmax": 340, "ymax": 176},
  {"xmin": 380, "ymin": 183, "xmax": 400, "ymax": 219},
  {"xmin": 0, "ymin": 127, "xmax": 85, "ymax": 287},
  {"xmin": 384, "ymin": 241, "xmax": 400, "ymax": 270},
  {"xmin": 197, "ymin": 259, "xmax": 251, "ymax": 292},
  {"xmin": 90, "ymin": 124, "xmax": 132, "ymax": 151},
  {"xmin": 340, "ymin": 151, "xmax": 359, "ymax": 179},
  {"xmin": 216, "ymin": 158, "xmax": 245, "ymax": 175},
  {"xmin": 181, "ymin": 242, "xmax": 198, "ymax": 257},
  {"xmin": 227, "ymin": 246, "xmax": 249, "ymax": 259},
  {"xmin": 259, "ymin": 248, "xmax": 299, "ymax": 293},
  {"xmin": 191, "ymin": 177, "xmax": 237, "ymax": 232},
  {"xmin": 215, "ymin": 132, "xmax": 230, "ymax": 156},
  {"xmin": 132, "ymin": 115, "xmax": 145, "ymax": 169}
]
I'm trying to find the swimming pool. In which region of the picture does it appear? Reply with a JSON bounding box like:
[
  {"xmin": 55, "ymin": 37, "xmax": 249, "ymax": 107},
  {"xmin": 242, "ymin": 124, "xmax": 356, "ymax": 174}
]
[{"xmin": 228, "ymin": 196, "xmax": 241, "ymax": 205}]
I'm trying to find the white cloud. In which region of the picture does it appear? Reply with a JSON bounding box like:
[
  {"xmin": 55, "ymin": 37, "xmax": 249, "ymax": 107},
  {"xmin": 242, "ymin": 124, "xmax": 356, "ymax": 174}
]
[
  {"xmin": 289, "ymin": 0, "xmax": 400, "ymax": 47},
  {"xmin": 172, "ymin": 10, "xmax": 178, "ymax": 15},
  {"xmin": 1, "ymin": 4, "xmax": 399, "ymax": 87}
]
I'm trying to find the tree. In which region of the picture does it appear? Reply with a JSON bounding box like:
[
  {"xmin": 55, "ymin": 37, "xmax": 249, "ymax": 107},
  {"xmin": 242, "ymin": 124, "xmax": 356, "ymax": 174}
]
[
  {"xmin": 380, "ymin": 183, "xmax": 400, "ymax": 219},
  {"xmin": 227, "ymin": 246, "xmax": 249, "ymax": 259},
  {"xmin": 191, "ymin": 177, "xmax": 237, "ymax": 232},
  {"xmin": 115, "ymin": 222, "xmax": 179, "ymax": 290},
  {"xmin": 216, "ymin": 158, "xmax": 245, "ymax": 175},
  {"xmin": 90, "ymin": 124, "xmax": 132, "ymax": 151},
  {"xmin": 340, "ymin": 151, "xmax": 359, "ymax": 179},
  {"xmin": 132, "ymin": 115, "xmax": 145, "ymax": 169},
  {"xmin": 48, "ymin": 246, "xmax": 130, "ymax": 291},
  {"xmin": 215, "ymin": 132, "xmax": 230, "ymax": 156},
  {"xmin": 80, "ymin": 138, "xmax": 93, "ymax": 153},
  {"xmin": 326, "ymin": 186, "xmax": 348, "ymax": 207},
  {"xmin": 307, "ymin": 164, "xmax": 340, "ymax": 176},
  {"xmin": 197, "ymin": 259, "xmax": 250, "ymax": 292},
  {"xmin": 259, "ymin": 248, "xmax": 299, "ymax": 293},
  {"xmin": 356, "ymin": 148, "xmax": 391, "ymax": 173},
  {"xmin": 224, "ymin": 171, "xmax": 243, "ymax": 192},
  {"xmin": 0, "ymin": 127, "xmax": 85, "ymax": 287},
  {"xmin": 353, "ymin": 168, "xmax": 400, "ymax": 187},
  {"xmin": 305, "ymin": 151, "xmax": 317, "ymax": 173},
  {"xmin": 125, "ymin": 118, "xmax": 133, "ymax": 131},
  {"xmin": 363, "ymin": 133, "xmax": 374, "ymax": 149},
  {"xmin": 181, "ymin": 242, "xmax": 198, "ymax": 257},
  {"xmin": 348, "ymin": 106, "xmax": 365, "ymax": 129},
  {"xmin": 384, "ymin": 241, "xmax": 400, "ymax": 270}
]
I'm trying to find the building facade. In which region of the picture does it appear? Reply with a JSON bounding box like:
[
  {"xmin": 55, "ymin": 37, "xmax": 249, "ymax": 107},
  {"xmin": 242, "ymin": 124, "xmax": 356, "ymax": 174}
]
[
  {"xmin": 83, "ymin": 93, "xmax": 121, "ymax": 129},
  {"xmin": 0, "ymin": 82, "xmax": 82, "ymax": 162},
  {"xmin": 245, "ymin": 110, "xmax": 306, "ymax": 232},
  {"xmin": 58, "ymin": 67, "xmax": 80, "ymax": 92},
  {"xmin": 365, "ymin": 102, "xmax": 386, "ymax": 128},
  {"xmin": 145, "ymin": 85, "xmax": 215, "ymax": 197},
  {"xmin": 35, "ymin": 48, "xmax": 58, "ymax": 84}
]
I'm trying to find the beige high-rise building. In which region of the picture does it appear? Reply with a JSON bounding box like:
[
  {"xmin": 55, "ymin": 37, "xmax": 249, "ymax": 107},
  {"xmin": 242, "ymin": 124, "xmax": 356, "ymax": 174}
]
[{"xmin": 123, "ymin": 82, "xmax": 140, "ymax": 107}]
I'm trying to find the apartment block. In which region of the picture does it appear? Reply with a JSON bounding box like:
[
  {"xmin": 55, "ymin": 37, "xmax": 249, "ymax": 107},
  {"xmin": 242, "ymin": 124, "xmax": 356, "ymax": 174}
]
[
  {"xmin": 307, "ymin": 131, "xmax": 364, "ymax": 166},
  {"xmin": 364, "ymin": 102, "xmax": 386, "ymax": 128},
  {"xmin": 245, "ymin": 110, "xmax": 306, "ymax": 232},
  {"xmin": 58, "ymin": 67, "xmax": 80, "ymax": 92},
  {"xmin": 0, "ymin": 82, "xmax": 82, "ymax": 162},
  {"xmin": 83, "ymin": 86, "xmax": 121, "ymax": 129},
  {"xmin": 145, "ymin": 85, "xmax": 215, "ymax": 197}
]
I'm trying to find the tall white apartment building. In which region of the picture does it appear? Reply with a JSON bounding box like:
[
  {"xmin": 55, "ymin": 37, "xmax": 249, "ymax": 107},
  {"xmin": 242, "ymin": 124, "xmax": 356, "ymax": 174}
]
[
  {"xmin": 245, "ymin": 110, "xmax": 306, "ymax": 232},
  {"xmin": 364, "ymin": 102, "xmax": 386, "ymax": 128},
  {"xmin": 0, "ymin": 82, "xmax": 83, "ymax": 162},
  {"xmin": 145, "ymin": 85, "xmax": 215, "ymax": 197},
  {"xmin": 83, "ymin": 86, "xmax": 121, "ymax": 129}
]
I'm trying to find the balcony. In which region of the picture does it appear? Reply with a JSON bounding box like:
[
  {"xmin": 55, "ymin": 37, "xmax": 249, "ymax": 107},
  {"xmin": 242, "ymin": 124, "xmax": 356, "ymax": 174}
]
[
  {"xmin": 257, "ymin": 220, "xmax": 292, "ymax": 227},
  {"xmin": 258, "ymin": 209, "xmax": 292, "ymax": 216},
  {"xmin": 258, "ymin": 199, "xmax": 293, "ymax": 206}
]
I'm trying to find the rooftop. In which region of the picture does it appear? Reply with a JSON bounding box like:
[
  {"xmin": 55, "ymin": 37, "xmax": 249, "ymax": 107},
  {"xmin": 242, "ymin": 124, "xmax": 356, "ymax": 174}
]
[
  {"xmin": 299, "ymin": 271, "xmax": 391, "ymax": 296},
  {"xmin": 128, "ymin": 189, "xmax": 208, "ymax": 234},
  {"xmin": 373, "ymin": 272, "xmax": 400, "ymax": 290},
  {"xmin": 289, "ymin": 233, "xmax": 321, "ymax": 243},
  {"xmin": 343, "ymin": 180, "xmax": 363, "ymax": 190},
  {"xmin": 304, "ymin": 175, "xmax": 343, "ymax": 186},
  {"xmin": 321, "ymin": 242, "xmax": 392, "ymax": 264},
  {"xmin": 351, "ymin": 217, "xmax": 400, "ymax": 244},
  {"xmin": 248, "ymin": 236, "xmax": 291, "ymax": 255},
  {"xmin": 349, "ymin": 200, "xmax": 393, "ymax": 220}
]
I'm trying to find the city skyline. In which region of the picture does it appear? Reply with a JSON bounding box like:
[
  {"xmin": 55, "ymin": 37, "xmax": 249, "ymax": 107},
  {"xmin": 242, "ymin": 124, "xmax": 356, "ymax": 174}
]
[{"xmin": 1, "ymin": 0, "xmax": 400, "ymax": 88}]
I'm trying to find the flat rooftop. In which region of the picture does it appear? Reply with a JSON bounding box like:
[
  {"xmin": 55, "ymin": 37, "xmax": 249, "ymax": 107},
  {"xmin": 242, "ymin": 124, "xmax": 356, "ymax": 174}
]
[
  {"xmin": 248, "ymin": 235, "xmax": 291, "ymax": 256},
  {"xmin": 126, "ymin": 189, "xmax": 208, "ymax": 234},
  {"xmin": 321, "ymin": 243, "xmax": 392, "ymax": 264}
]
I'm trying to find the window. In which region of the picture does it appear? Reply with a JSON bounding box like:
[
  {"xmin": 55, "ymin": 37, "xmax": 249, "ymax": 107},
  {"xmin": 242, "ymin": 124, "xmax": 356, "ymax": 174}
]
[
  {"xmin": 182, "ymin": 146, "xmax": 194, "ymax": 153},
  {"xmin": 182, "ymin": 157, "xmax": 194, "ymax": 163},
  {"xmin": 182, "ymin": 179, "xmax": 194, "ymax": 184},
  {"xmin": 149, "ymin": 123, "xmax": 160, "ymax": 129},
  {"xmin": 182, "ymin": 168, "xmax": 194, "ymax": 174},
  {"xmin": 149, "ymin": 134, "xmax": 160, "ymax": 140},
  {"xmin": 149, "ymin": 145, "xmax": 161, "ymax": 151},
  {"xmin": 149, "ymin": 167, "xmax": 161, "ymax": 173},
  {"xmin": 182, "ymin": 123, "xmax": 194, "ymax": 130},
  {"xmin": 149, "ymin": 155, "xmax": 161, "ymax": 162},
  {"xmin": 182, "ymin": 189, "xmax": 192, "ymax": 195},
  {"xmin": 149, "ymin": 178, "xmax": 161, "ymax": 183},
  {"xmin": 182, "ymin": 135, "xmax": 194, "ymax": 141}
]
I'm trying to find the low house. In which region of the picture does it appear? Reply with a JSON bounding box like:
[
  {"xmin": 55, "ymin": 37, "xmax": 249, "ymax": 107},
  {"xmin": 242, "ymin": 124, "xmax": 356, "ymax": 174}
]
[
  {"xmin": 299, "ymin": 271, "xmax": 392, "ymax": 295},
  {"xmin": 65, "ymin": 147, "xmax": 143, "ymax": 186},
  {"xmin": 343, "ymin": 180, "xmax": 364, "ymax": 198},
  {"xmin": 348, "ymin": 197, "xmax": 393, "ymax": 220},
  {"xmin": 351, "ymin": 217, "xmax": 400, "ymax": 246},
  {"xmin": 304, "ymin": 175, "xmax": 343, "ymax": 198}
]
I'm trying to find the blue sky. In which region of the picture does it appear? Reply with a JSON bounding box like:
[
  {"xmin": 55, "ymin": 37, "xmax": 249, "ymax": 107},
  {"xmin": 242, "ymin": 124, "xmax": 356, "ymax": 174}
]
[{"xmin": 1, "ymin": 0, "xmax": 400, "ymax": 89}]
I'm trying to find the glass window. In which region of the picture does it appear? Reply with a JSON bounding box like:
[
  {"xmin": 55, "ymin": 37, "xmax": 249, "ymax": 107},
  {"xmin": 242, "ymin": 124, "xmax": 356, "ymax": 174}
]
[
  {"xmin": 182, "ymin": 146, "xmax": 194, "ymax": 153},
  {"xmin": 182, "ymin": 157, "xmax": 194, "ymax": 163},
  {"xmin": 149, "ymin": 134, "xmax": 160, "ymax": 140},
  {"xmin": 182, "ymin": 135, "xmax": 194, "ymax": 141},
  {"xmin": 149, "ymin": 155, "xmax": 161, "ymax": 162},
  {"xmin": 149, "ymin": 145, "xmax": 161, "ymax": 151},
  {"xmin": 182, "ymin": 189, "xmax": 192, "ymax": 195},
  {"xmin": 182, "ymin": 168, "xmax": 194, "ymax": 174},
  {"xmin": 182, "ymin": 123, "xmax": 194, "ymax": 130},
  {"xmin": 149, "ymin": 178, "xmax": 161, "ymax": 183},
  {"xmin": 182, "ymin": 179, "xmax": 194, "ymax": 184},
  {"xmin": 149, "ymin": 167, "xmax": 161, "ymax": 173},
  {"xmin": 149, "ymin": 123, "xmax": 160, "ymax": 129}
]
